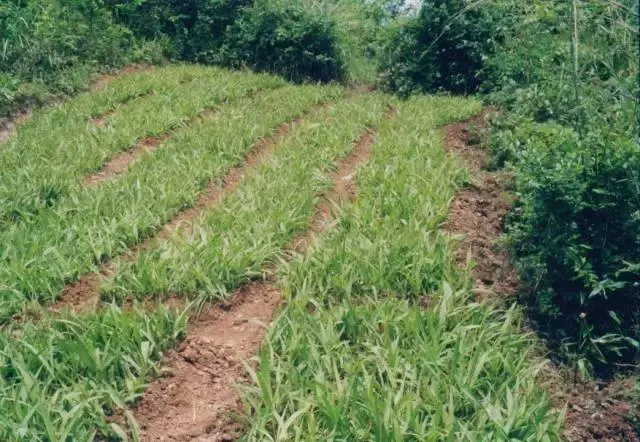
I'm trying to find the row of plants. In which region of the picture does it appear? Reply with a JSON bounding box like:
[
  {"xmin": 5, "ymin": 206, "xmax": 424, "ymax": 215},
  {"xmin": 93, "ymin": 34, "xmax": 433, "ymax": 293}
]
[
  {"xmin": 0, "ymin": 303, "xmax": 187, "ymax": 440},
  {"xmin": 0, "ymin": 77, "xmax": 344, "ymax": 322},
  {"xmin": 240, "ymin": 96, "xmax": 562, "ymax": 440},
  {"xmin": 0, "ymin": 88, "xmax": 389, "ymax": 440},
  {"xmin": 101, "ymin": 92, "xmax": 389, "ymax": 301},
  {"xmin": 1, "ymin": 66, "xmax": 285, "ymax": 228}
]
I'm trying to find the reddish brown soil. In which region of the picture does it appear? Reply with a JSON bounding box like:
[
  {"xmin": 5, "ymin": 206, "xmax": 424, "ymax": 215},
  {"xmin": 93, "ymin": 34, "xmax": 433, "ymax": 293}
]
[
  {"xmin": 560, "ymin": 377, "xmax": 638, "ymax": 442},
  {"xmin": 53, "ymin": 116, "xmax": 303, "ymax": 313},
  {"xmin": 135, "ymin": 283, "xmax": 281, "ymax": 442},
  {"xmin": 443, "ymin": 112, "xmax": 639, "ymax": 441},
  {"xmin": 84, "ymin": 133, "xmax": 172, "ymax": 186},
  {"xmin": 132, "ymin": 122, "xmax": 380, "ymax": 441},
  {"xmin": 442, "ymin": 111, "xmax": 521, "ymax": 297}
]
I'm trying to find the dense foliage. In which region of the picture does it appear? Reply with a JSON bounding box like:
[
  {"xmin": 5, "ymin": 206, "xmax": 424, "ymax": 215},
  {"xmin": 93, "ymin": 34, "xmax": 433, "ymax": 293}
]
[
  {"xmin": 221, "ymin": 0, "xmax": 345, "ymax": 82},
  {"xmin": 486, "ymin": 0, "xmax": 639, "ymax": 372},
  {"xmin": 0, "ymin": 0, "xmax": 357, "ymax": 116},
  {"xmin": 376, "ymin": 0, "xmax": 639, "ymax": 373},
  {"xmin": 0, "ymin": 0, "xmax": 141, "ymax": 115},
  {"xmin": 379, "ymin": 0, "xmax": 500, "ymax": 95},
  {"xmin": 106, "ymin": 0, "xmax": 252, "ymax": 63}
]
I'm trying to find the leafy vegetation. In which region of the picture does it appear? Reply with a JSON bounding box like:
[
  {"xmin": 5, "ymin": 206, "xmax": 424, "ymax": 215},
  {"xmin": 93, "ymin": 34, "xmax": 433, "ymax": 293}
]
[
  {"xmin": 220, "ymin": 0, "xmax": 345, "ymax": 83},
  {"xmin": 0, "ymin": 66, "xmax": 284, "ymax": 228},
  {"xmin": 484, "ymin": 0, "xmax": 639, "ymax": 372},
  {"xmin": 0, "ymin": 0, "xmax": 163, "ymax": 116},
  {"xmin": 0, "ymin": 304, "xmax": 187, "ymax": 439},
  {"xmin": 376, "ymin": 0, "xmax": 639, "ymax": 372},
  {"xmin": 241, "ymin": 96, "xmax": 561, "ymax": 440},
  {"xmin": 102, "ymin": 92, "xmax": 388, "ymax": 301},
  {"xmin": 379, "ymin": 0, "xmax": 499, "ymax": 95},
  {"xmin": 0, "ymin": 82, "xmax": 343, "ymax": 322},
  {"xmin": 1, "ymin": 0, "xmax": 638, "ymax": 438}
]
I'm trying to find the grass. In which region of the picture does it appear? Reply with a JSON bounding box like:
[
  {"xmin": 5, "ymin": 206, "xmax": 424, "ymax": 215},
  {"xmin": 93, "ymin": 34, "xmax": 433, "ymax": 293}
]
[
  {"xmin": 239, "ymin": 96, "xmax": 563, "ymax": 440},
  {"xmin": 283, "ymin": 97, "xmax": 480, "ymax": 300},
  {"xmin": 0, "ymin": 304, "xmax": 187, "ymax": 440},
  {"xmin": 102, "ymin": 92, "xmax": 390, "ymax": 303},
  {"xmin": 0, "ymin": 83, "xmax": 343, "ymax": 321},
  {"xmin": 0, "ymin": 65, "xmax": 285, "ymax": 228}
]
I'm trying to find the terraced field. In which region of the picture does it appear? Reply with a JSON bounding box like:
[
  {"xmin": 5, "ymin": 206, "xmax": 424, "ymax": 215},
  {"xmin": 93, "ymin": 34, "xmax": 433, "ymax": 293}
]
[{"xmin": 0, "ymin": 65, "xmax": 561, "ymax": 441}]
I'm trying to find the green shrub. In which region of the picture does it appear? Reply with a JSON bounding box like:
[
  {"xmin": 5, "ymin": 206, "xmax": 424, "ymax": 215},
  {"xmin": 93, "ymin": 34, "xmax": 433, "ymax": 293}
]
[
  {"xmin": 484, "ymin": 0, "xmax": 639, "ymax": 373},
  {"xmin": 0, "ymin": 0, "xmax": 155, "ymax": 115},
  {"xmin": 107, "ymin": 0, "xmax": 253, "ymax": 63},
  {"xmin": 221, "ymin": 0, "xmax": 345, "ymax": 82},
  {"xmin": 496, "ymin": 119, "xmax": 640, "ymax": 371},
  {"xmin": 378, "ymin": 0, "xmax": 501, "ymax": 95}
]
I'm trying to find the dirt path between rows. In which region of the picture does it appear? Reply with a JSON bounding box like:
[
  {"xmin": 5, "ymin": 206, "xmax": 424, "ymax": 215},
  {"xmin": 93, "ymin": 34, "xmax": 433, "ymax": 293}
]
[
  {"xmin": 442, "ymin": 112, "xmax": 638, "ymax": 442},
  {"xmin": 441, "ymin": 111, "xmax": 521, "ymax": 298},
  {"xmin": 84, "ymin": 88, "xmax": 273, "ymax": 187},
  {"xmin": 132, "ymin": 119, "xmax": 384, "ymax": 442},
  {"xmin": 84, "ymin": 132, "xmax": 172, "ymax": 186},
  {"xmin": 52, "ymin": 113, "xmax": 304, "ymax": 314},
  {"xmin": 0, "ymin": 65, "xmax": 152, "ymax": 146}
]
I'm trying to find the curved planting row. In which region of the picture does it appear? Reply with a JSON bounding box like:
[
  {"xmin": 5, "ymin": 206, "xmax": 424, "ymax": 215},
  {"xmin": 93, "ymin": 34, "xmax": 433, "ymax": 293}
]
[
  {"xmin": 0, "ymin": 79, "xmax": 343, "ymax": 321},
  {"xmin": 239, "ymin": 96, "xmax": 563, "ymax": 441},
  {"xmin": 0, "ymin": 66, "xmax": 285, "ymax": 228}
]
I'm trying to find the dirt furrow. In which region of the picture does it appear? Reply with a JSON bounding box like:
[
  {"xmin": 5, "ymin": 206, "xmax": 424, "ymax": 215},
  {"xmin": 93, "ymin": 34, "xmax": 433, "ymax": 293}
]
[
  {"xmin": 132, "ymin": 124, "xmax": 381, "ymax": 442},
  {"xmin": 52, "ymin": 115, "xmax": 302, "ymax": 314},
  {"xmin": 441, "ymin": 113, "xmax": 638, "ymax": 442},
  {"xmin": 84, "ymin": 132, "xmax": 173, "ymax": 186},
  {"xmin": 84, "ymin": 88, "xmax": 271, "ymax": 187},
  {"xmin": 441, "ymin": 111, "xmax": 521, "ymax": 298}
]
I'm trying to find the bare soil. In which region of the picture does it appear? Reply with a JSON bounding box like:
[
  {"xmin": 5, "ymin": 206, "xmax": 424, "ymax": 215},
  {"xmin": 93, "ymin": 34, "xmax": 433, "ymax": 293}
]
[
  {"xmin": 560, "ymin": 376, "xmax": 638, "ymax": 442},
  {"xmin": 135, "ymin": 282, "xmax": 281, "ymax": 442},
  {"xmin": 442, "ymin": 111, "xmax": 521, "ymax": 298},
  {"xmin": 132, "ymin": 121, "xmax": 381, "ymax": 441},
  {"xmin": 443, "ymin": 112, "xmax": 638, "ymax": 441}
]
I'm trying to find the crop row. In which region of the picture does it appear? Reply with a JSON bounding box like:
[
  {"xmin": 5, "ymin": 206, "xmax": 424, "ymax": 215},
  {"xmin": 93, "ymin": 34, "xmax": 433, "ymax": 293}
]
[
  {"xmin": 0, "ymin": 88, "xmax": 390, "ymax": 440},
  {"xmin": 0, "ymin": 82, "xmax": 344, "ymax": 321},
  {"xmin": 240, "ymin": 96, "xmax": 563, "ymax": 441},
  {"xmin": 0, "ymin": 66, "xmax": 285, "ymax": 227},
  {"xmin": 102, "ymin": 92, "xmax": 390, "ymax": 302}
]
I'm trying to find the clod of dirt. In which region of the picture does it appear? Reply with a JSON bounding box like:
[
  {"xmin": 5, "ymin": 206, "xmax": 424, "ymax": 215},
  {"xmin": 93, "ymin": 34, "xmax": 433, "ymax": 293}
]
[{"xmin": 291, "ymin": 127, "xmax": 375, "ymax": 253}]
